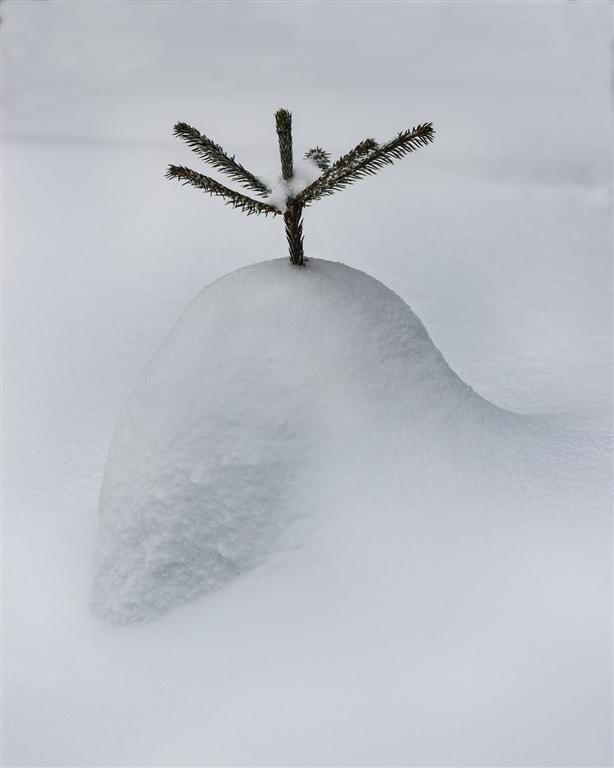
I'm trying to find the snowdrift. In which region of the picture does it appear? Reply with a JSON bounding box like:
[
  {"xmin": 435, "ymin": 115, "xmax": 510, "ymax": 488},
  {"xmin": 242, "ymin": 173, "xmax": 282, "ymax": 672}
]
[{"xmin": 93, "ymin": 258, "xmax": 510, "ymax": 623}]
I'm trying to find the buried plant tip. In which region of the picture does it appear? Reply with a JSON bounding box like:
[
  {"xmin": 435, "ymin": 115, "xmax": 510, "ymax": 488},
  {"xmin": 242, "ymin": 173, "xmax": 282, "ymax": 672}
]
[{"xmin": 166, "ymin": 109, "xmax": 435, "ymax": 266}]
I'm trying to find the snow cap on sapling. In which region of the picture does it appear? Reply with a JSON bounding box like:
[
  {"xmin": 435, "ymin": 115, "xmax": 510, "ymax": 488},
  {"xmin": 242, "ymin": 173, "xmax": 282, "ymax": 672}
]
[{"xmin": 166, "ymin": 109, "xmax": 435, "ymax": 266}]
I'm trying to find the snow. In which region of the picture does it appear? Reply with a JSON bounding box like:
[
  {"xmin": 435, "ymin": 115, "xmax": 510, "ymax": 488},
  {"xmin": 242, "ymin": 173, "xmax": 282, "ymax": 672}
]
[
  {"xmin": 2, "ymin": 1, "xmax": 612, "ymax": 766},
  {"xmin": 262, "ymin": 157, "xmax": 322, "ymax": 211},
  {"xmin": 93, "ymin": 258, "xmax": 490, "ymax": 622}
]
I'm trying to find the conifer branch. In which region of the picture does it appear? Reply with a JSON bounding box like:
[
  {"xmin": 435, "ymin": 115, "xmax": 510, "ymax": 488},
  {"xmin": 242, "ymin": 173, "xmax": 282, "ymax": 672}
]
[
  {"xmin": 173, "ymin": 122, "xmax": 270, "ymax": 197},
  {"xmin": 296, "ymin": 138, "xmax": 378, "ymax": 205},
  {"xmin": 275, "ymin": 109, "xmax": 294, "ymax": 182},
  {"xmin": 304, "ymin": 147, "xmax": 331, "ymax": 171},
  {"xmin": 166, "ymin": 165, "xmax": 280, "ymax": 217},
  {"xmin": 298, "ymin": 124, "xmax": 435, "ymax": 205}
]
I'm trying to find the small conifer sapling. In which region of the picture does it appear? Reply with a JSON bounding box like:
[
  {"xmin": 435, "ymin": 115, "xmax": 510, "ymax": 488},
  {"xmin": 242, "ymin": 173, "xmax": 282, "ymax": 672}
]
[{"xmin": 166, "ymin": 109, "xmax": 435, "ymax": 267}]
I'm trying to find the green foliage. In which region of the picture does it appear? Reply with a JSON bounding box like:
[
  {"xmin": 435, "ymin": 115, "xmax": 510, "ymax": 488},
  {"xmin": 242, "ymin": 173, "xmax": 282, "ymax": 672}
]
[
  {"xmin": 298, "ymin": 124, "xmax": 435, "ymax": 205},
  {"xmin": 173, "ymin": 122, "xmax": 270, "ymax": 196},
  {"xmin": 166, "ymin": 165, "xmax": 279, "ymax": 217},
  {"xmin": 275, "ymin": 109, "xmax": 294, "ymax": 182},
  {"xmin": 298, "ymin": 139, "xmax": 378, "ymax": 206},
  {"xmin": 166, "ymin": 109, "xmax": 435, "ymax": 266},
  {"xmin": 304, "ymin": 147, "xmax": 331, "ymax": 171}
]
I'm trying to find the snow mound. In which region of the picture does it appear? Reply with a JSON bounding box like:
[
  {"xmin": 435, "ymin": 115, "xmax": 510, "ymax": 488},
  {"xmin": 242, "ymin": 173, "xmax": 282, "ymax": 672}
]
[{"xmin": 92, "ymin": 258, "xmax": 496, "ymax": 623}]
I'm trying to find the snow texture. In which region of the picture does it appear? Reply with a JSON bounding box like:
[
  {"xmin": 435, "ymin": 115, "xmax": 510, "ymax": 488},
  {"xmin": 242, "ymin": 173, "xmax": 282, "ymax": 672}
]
[{"xmin": 93, "ymin": 258, "xmax": 490, "ymax": 622}]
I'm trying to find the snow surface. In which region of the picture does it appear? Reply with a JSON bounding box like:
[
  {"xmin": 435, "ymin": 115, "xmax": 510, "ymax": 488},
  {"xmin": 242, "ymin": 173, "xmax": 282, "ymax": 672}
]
[
  {"xmin": 93, "ymin": 258, "xmax": 502, "ymax": 622},
  {"xmin": 2, "ymin": 1, "xmax": 612, "ymax": 766}
]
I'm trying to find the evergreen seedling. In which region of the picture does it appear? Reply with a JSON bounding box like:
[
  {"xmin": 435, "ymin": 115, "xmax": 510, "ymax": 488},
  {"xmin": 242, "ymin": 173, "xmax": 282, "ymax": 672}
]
[{"xmin": 166, "ymin": 109, "xmax": 435, "ymax": 266}]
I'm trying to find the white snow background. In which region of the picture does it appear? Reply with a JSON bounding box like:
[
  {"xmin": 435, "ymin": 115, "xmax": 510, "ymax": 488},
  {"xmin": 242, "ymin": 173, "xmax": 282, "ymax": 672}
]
[{"xmin": 2, "ymin": 1, "xmax": 612, "ymax": 765}]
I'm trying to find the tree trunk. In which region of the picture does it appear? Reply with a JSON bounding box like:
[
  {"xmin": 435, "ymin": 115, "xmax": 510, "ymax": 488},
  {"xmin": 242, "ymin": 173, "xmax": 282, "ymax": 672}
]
[{"xmin": 284, "ymin": 202, "xmax": 305, "ymax": 266}]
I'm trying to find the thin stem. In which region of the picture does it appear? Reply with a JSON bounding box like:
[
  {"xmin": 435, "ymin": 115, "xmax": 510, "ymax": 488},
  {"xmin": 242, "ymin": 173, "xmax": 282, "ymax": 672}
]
[{"xmin": 284, "ymin": 202, "xmax": 305, "ymax": 266}]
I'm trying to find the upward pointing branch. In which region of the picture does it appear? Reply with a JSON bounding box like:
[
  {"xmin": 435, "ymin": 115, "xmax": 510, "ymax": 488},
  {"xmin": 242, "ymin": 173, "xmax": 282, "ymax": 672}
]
[
  {"xmin": 173, "ymin": 122, "xmax": 270, "ymax": 197},
  {"xmin": 275, "ymin": 109, "xmax": 294, "ymax": 182},
  {"xmin": 297, "ymin": 138, "xmax": 378, "ymax": 206},
  {"xmin": 299, "ymin": 124, "xmax": 435, "ymax": 205}
]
